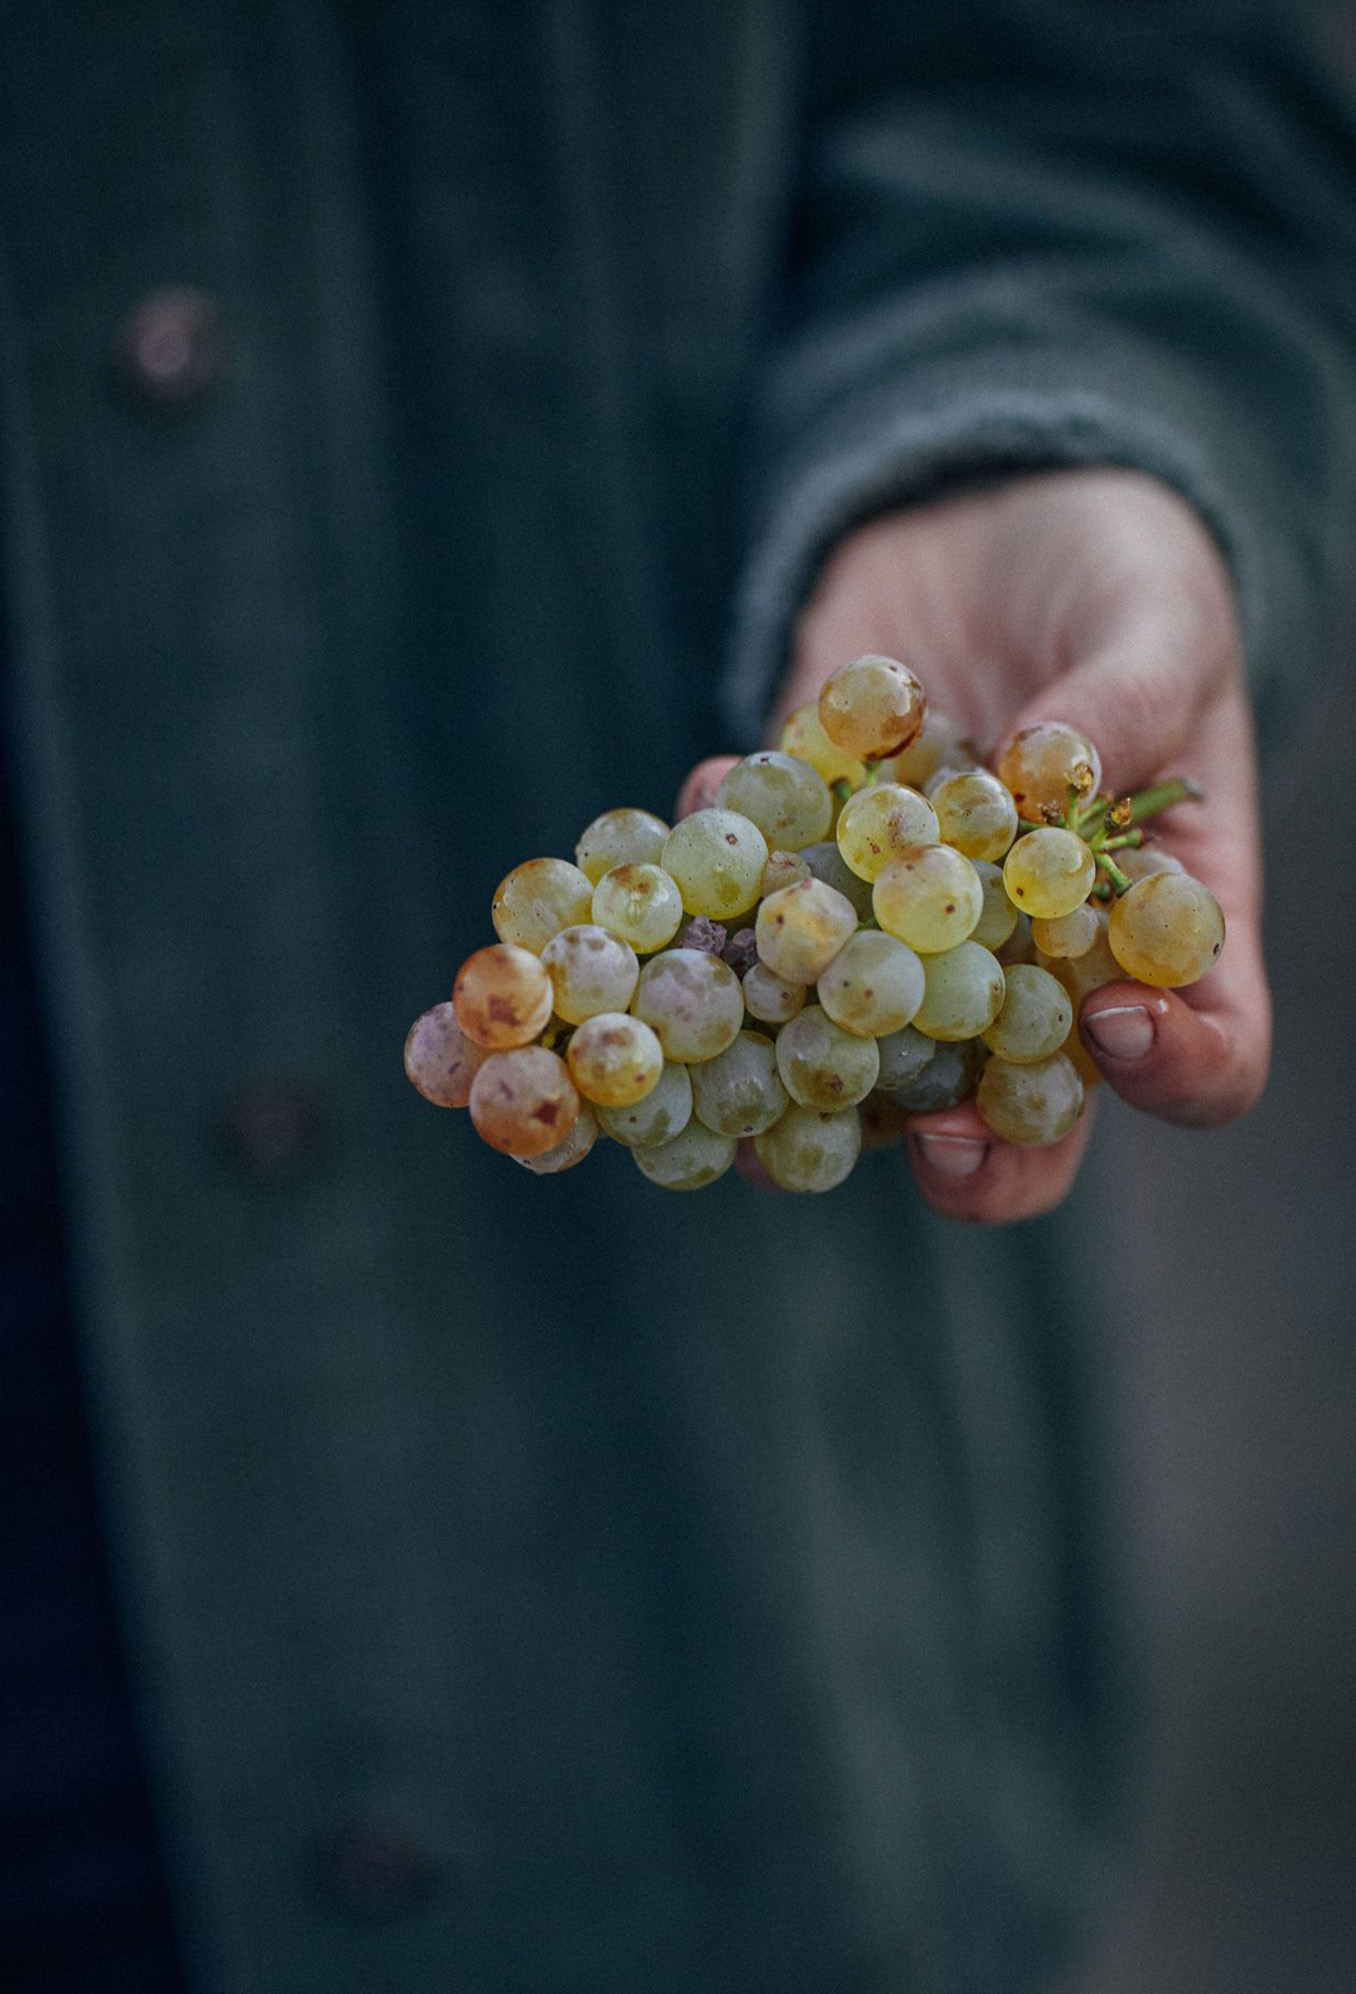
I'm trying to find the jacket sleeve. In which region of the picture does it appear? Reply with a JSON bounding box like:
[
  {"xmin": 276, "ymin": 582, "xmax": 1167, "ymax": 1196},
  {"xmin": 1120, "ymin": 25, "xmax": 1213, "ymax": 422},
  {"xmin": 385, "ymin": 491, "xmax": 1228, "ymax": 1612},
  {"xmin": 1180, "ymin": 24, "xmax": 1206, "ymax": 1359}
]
[{"xmin": 725, "ymin": 0, "xmax": 1356, "ymax": 742}]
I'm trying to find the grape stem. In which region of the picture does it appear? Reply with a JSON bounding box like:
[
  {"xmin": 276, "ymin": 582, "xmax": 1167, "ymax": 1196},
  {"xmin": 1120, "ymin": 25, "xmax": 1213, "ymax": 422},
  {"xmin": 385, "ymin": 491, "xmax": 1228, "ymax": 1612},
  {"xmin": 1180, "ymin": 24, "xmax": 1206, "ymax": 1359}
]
[
  {"xmin": 1071, "ymin": 776, "xmax": 1201, "ymax": 839},
  {"xmin": 1093, "ymin": 849, "xmax": 1132, "ymax": 893}
]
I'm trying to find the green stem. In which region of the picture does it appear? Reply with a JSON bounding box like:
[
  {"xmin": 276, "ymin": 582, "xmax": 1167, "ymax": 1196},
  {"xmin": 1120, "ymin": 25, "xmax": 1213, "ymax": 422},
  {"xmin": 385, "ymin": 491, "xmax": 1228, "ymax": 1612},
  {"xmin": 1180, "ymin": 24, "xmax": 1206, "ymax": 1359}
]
[
  {"xmin": 1099, "ymin": 829, "xmax": 1145, "ymax": 853},
  {"xmin": 1094, "ymin": 849, "xmax": 1132, "ymax": 894}
]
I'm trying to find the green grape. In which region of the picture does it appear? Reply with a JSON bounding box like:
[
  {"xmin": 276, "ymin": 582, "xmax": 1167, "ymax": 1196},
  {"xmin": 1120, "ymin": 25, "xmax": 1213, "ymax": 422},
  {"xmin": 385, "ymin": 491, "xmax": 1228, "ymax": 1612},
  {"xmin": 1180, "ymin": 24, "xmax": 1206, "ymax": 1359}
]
[
  {"xmin": 565, "ymin": 1011, "xmax": 664, "ymax": 1106},
  {"xmin": 631, "ymin": 947, "xmax": 744, "ymax": 1063},
  {"xmin": 515, "ymin": 1105, "xmax": 599, "ymax": 1174},
  {"xmin": 1116, "ymin": 843, "xmax": 1186, "ymax": 883},
  {"xmin": 690, "ymin": 1030, "xmax": 788, "ymax": 1136},
  {"xmin": 817, "ymin": 929, "xmax": 925, "ymax": 1038},
  {"xmin": 591, "ymin": 861, "xmax": 685, "ymax": 953},
  {"xmin": 540, "ymin": 924, "xmax": 639, "ymax": 1023},
  {"xmin": 996, "ymin": 721, "xmax": 1102, "ymax": 817},
  {"xmin": 874, "ymin": 1022, "xmax": 937, "ymax": 1093},
  {"xmin": 574, "ymin": 806, "xmax": 670, "ymax": 884},
  {"xmin": 970, "ymin": 859, "xmax": 1020, "ymax": 950},
  {"xmin": 661, "ymin": 808, "xmax": 768, "ymax": 920},
  {"xmin": 761, "ymin": 849, "xmax": 813, "ymax": 898},
  {"xmin": 774, "ymin": 1005, "xmax": 880, "ymax": 1109},
  {"xmin": 716, "ymin": 751, "xmax": 833, "ymax": 851},
  {"xmin": 597, "ymin": 1061, "xmax": 693, "ymax": 1147},
  {"xmin": 634, "ymin": 1120, "xmax": 737, "ymax": 1190},
  {"xmin": 976, "ymin": 1052, "xmax": 1084, "ymax": 1147},
  {"xmin": 404, "ymin": 1002, "xmax": 489, "ymax": 1107},
  {"xmin": 835, "ymin": 782, "xmax": 939, "ymax": 882},
  {"xmin": 872, "ymin": 845, "xmax": 983, "ymax": 953},
  {"xmin": 452, "ymin": 942, "xmax": 555, "ymax": 1049},
  {"xmin": 779, "ymin": 701, "xmax": 868, "ymax": 787},
  {"xmin": 754, "ymin": 878, "xmax": 858, "ymax": 983},
  {"xmin": 742, "ymin": 960, "xmax": 807, "ymax": 1026},
  {"xmin": 799, "ymin": 841, "xmax": 876, "ymax": 922},
  {"xmin": 755, "ymin": 1105, "xmax": 861, "ymax": 1193},
  {"xmin": 1003, "ymin": 827, "xmax": 1096, "ymax": 919},
  {"xmin": 1040, "ymin": 908, "xmax": 1121, "ymax": 1006},
  {"xmin": 878, "ymin": 709, "xmax": 975, "ymax": 790},
  {"xmin": 1108, "ymin": 872, "xmax": 1225, "ymax": 987},
  {"xmin": 887, "ymin": 1036, "xmax": 985, "ymax": 1112},
  {"xmin": 1031, "ymin": 904, "xmax": 1100, "ymax": 958},
  {"xmin": 469, "ymin": 1047, "xmax": 580, "ymax": 1157},
  {"xmin": 912, "ymin": 942, "xmax": 1006, "ymax": 1041},
  {"xmin": 930, "ymin": 769, "xmax": 1019, "ymax": 862},
  {"xmin": 981, "ymin": 962, "xmax": 1072, "ymax": 1063},
  {"xmin": 997, "ymin": 913, "xmax": 1038, "ymax": 966},
  {"xmin": 819, "ymin": 653, "xmax": 926, "ymax": 761},
  {"xmin": 492, "ymin": 857, "xmax": 595, "ymax": 953}
]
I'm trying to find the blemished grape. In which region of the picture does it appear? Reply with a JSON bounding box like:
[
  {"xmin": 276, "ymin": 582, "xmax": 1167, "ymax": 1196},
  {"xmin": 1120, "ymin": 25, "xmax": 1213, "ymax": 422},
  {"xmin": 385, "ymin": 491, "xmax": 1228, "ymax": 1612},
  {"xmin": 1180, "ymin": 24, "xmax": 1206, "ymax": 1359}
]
[
  {"xmin": 930, "ymin": 769, "xmax": 1019, "ymax": 863},
  {"xmin": 774, "ymin": 1006, "xmax": 880, "ymax": 1110},
  {"xmin": 1031, "ymin": 904, "xmax": 1100, "ymax": 959},
  {"xmin": 887, "ymin": 1035, "xmax": 985, "ymax": 1112},
  {"xmin": 634, "ymin": 1120, "xmax": 737, "ymax": 1190},
  {"xmin": 591, "ymin": 861, "xmax": 685, "ymax": 953},
  {"xmin": 575, "ymin": 807, "xmax": 670, "ymax": 884},
  {"xmin": 596, "ymin": 1061, "xmax": 693, "ymax": 1147},
  {"xmin": 452, "ymin": 943, "xmax": 555, "ymax": 1049},
  {"xmin": 1116, "ymin": 843, "xmax": 1185, "ymax": 883},
  {"xmin": 874, "ymin": 1023, "xmax": 937, "ymax": 1092},
  {"xmin": 755, "ymin": 1105, "xmax": 862, "ymax": 1193},
  {"xmin": 1003, "ymin": 827, "xmax": 1096, "ymax": 919},
  {"xmin": 981, "ymin": 963, "xmax": 1072, "ymax": 1063},
  {"xmin": 997, "ymin": 721, "xmax": 1102, "ymax": 817},
  {"xmin": 970, "ymin": 859, "xmax": 1020, "ymax": 951},
  {"xmin": 716, "ymin": 751, "xmax": 833, "ymax": 851},
  {"xmin": 566, "ymin": 1011, "xmax": 664, "ymax": 1106},
  {"xmin": 515, "ymin": 1105, "xmax": 599, "ymax": 1174},
  {"xmin": 878, "ymin": 709, "xmax": 975, "ymax": 790},
  {"xmin": 690, "ymin": 1030, "xmax": 789, "ymax": 1137},
  {"xmin": 469, "ymin": 1047, "xmax": 581, "ymax": 1157},
  {"xmin": 872, "ymin": 845, "xmax": 983, "ymax": 954},
  {"xmin": 492, "ymin": 858, "xmax": 595, "ymax": 953},
  {"xmin": 800, "ymin": 841, "xmax": 876, "ymax": 922},
  {"xmin": 779, "ymin": 701, "xmax": 868, "ymax": 787},
  {"xmin": 404, "ymin": 1002, "xmax": 489, "ymax": 1106},
  {"xmin": 835, "ymin": 783, "xmax": 939, "ymax": 882},
  {"xmin": 540, "ymin": 925, "xmax": 639, "ymax": 1024},
  {"xmin": 631, "ymin": 947, "xmax": 744, "ymax": 1063},
  {"xmin": 976, "ymin": 1051, "xmax": 1085, "ymax": 1146},
  {"xmin": 912, "ymin": 942, "xmax": 1006, "ymax": 1041},
  {"xmin": 1108, "ymin": 872, "xmax": 1226, "ymax": 986},
  {"xmin": 755, "ymin": 878, "xmax": 859, "ymax": 983},
  {"xmin": 818, "ymin": 654, "xmax": 926, "ymax": 761},
  {"xmin": 662, "ymin": 808, "xmax": 768, "ymax": 920},
  {"xmin": 742, "ymin": 960, "xmax": 807, "ymax": 1025},
  {"xmin": 761, "ymin": 849, "xmax": 812, "ymax": 898},
  {"xmin": 817, "ymin": 929, "xmax": 926, "ymax": 1038}
]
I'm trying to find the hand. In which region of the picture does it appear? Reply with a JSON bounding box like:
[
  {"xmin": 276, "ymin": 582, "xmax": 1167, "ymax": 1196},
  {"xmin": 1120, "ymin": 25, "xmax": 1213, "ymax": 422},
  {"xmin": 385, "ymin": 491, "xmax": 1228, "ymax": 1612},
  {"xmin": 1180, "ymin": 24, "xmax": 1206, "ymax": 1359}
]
[{"xmin": 679, "ymin": 468, "xmax": 1270, "ymax": 1223}]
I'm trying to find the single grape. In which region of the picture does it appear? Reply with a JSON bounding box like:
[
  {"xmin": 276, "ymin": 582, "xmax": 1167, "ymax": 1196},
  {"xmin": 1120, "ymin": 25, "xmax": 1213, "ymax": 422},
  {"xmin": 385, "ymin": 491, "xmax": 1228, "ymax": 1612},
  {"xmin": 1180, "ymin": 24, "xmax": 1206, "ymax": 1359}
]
[
  {"xmin": 872, "ymin": 845, "xmax": 983, "ymax": 953},
  {"xmin": 779, "ymin": 701, "xmax": 868, "ymax": 787},
  {"xmin": 818, "ymin": 654, "xmax": 926, "ymax": 760},
  {"xmin": 662, "ymin": 808, "xmax": 768, "ymax": 920},
  {"xmin": 1031, "ymin": 903, "xmax": 1100, "ymax": 958},
  {"xmin": 469, "ymin": 1047, "xmax": 581, "ymax": 1157},
  {"xmin": 574, "ymin": 807, "xmax": 670, "ymax": 884},
  {"xmin": 690, "ymin": 1030, "xmax": 789, "ymax": 1137},
  {"xmin": 742, "ymin": 960, "xmax": 807, "ymax": 1026},
  {"xmin": 996, "ymin": 914, "xmax": 1038, "ymax": 967},
  {"xmin": 970, "ymin": 859, "xmax": 1020, "ymax": 950},
  {"xmin": 631, "ymin": 948, "xmax": 745, "ymax": 1063},
  {"xmin": 912, "ymin": 942, "xmax": 1006, "ymax": 1041},
  {"xmin": 878, "ymin": 709, "xmax": 975, "ymax": 790},
  {"xmin": 591, "ymin": 861, "xmax": 685, "ymax": 953},
  {"xmin": 981, "ymin": 962, "xmax": 1072, "ymax": 1063},
  {"xmin": 596, "ymin": 1060, "xmax": 693, "ymax": 1147},
  {"xmin": 835, "ymin": 782, "xmax": 939, "ymax": 882},
  {"xmin": 515, "ymin": 1105, "xmax": 599, "ymax": 1174},
  {"xmin": 930, "ymin": 769, "xmax": 1019, "ymax": 863},
  {"xmin": 566, "ymin": 1011, "xmax": 664, "ymax": 1106},
  {"xmin": 1003, "ymin": 827, "xmax": 1096, "ymax": 919},
  {"xmin": 540, "ymin": 924, "xmax": 639, "ymax": 1024},
  {"xmin": 976, "ymin": 1052, "xmax": 1085, "ymax": 1147},
  {"xmin": 717, "ymin": 751, "xmax": 833, "ymax": 851},
  {"xmin": 887, "ymin": 1036, "xmax": 985, "ymax": 1112},
  {"xmin": 404, "ymin": 1002, "xmax": 489, "ymax": 1106},
  {"xmin": 1116, "ymin": 843, "xmax": 1186, "ymax": 883},
  {"xmin": 761, "ymin": 849, "xmax": 813, "ymax": 898},
  {"xmin": 634, "ymin": 1120, "xmax": 737, "ymax": 1190},
  {"xmin": 1108, "ymin": 872, "xmax": 1226, "ymax": 987},
  {"xmin": 817, "ymin": 929, "xmax": 926, "ymax": 1038},
  {"xmin": 452, "ymin": 943, "xmax": 555, "ymax": 1049},
  {"xmin": 799, "ymin": 841, "xmax": 876, "ymax": 922},
  {"xmin": 755, "ymin": 878, "xmax": 859, "ymax": 984},
  {"xmin": 874, "ymin": 1022, "xmax": 937, "ymax": 1093},
  {"xmin": 997, "ymin": 722, "xmax": 1102, "ymax": 817},
  {"xmin": 492, "ymin": 858, "xmax": 595, "ymax": 953},
  {"xmin": 774, "ymin": 1005, "xmax": 880, "ymax": 1109},
  {"xmin": 755, "ymin": 1105, "xmax": 862, "ymax": 1193}
]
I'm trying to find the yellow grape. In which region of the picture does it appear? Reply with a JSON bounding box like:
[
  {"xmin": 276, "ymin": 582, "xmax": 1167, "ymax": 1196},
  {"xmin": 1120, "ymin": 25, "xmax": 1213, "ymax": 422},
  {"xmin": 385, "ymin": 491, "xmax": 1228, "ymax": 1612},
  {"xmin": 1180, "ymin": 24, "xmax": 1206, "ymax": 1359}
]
[
  {"xmin": 981, "ymin": 963, "xmax": 1072, "ymax": 1063},
  {"xmin": 742, "ymin": 960, "xmax": 807, "ymax": 1025},
  {"xmin": 452, "ymin": 943, "xmax": 554, "ymax": 1049},
  {"xmin": 754, "ymin": 878, "xmax": 858, "ymax": 983},
  {"xmin": 565, "ymin": 1011, "xmax": 664, "ymax": 1106},
  {"xmin": 779, "ymin": 701, "xmax": 867, "ymax": 786},
  {"xmin": 976, "ymin": 1052, "xmax": 1085, "ymax": 1147},
  {"xmin": 755, "ymin": 1105, "xmax": 862, "ymax": 1193},
  {"xmin": 596, "ymin": 1061, "xmax": 693, "ymax": 1147},
  {"xmin": 816, "ymin": 929, "xmax": 925, "ymax": 1038},
  {"xmin": 492, "ymin": 858, "xmax": 595, "ymax": 953},
  {"xmin": 574, "ymin": 807, "xmax": 670, "ymax": 884},
  {"xmin": 1116, "ymin": 843, "xmax": 1186, "ymax": 883},
  {"xmin": 912, "ymin": 942, "xmax": 1006, "ymax": 1041},
  {"xmin": 970, "ymin": 859, "xmax": 1019, "ymax": 950},
  {"xmin": 996, "ymin": 722, "xmax": 1102, "ymax": 817},
  {"xmin": 1039, "ymin": 908, "xmax": 1122, "ymax": 1006},
  {"xmin": 716, "ymin": 752, "xmax": 833, "ymax": 850},
  {"xmin": 634, "ymin": 1121, "xmax": 737, "ymax": 1190},
  {"xmin": 774, "ymin": 1006, "xmax": 880, "ymax": 1109},
  {"xmin": 930, "ymin": 769, "xmax": 1019, "ymax": 862},
  {"xmin": 661, "ymin": 808, "xmax": 768, "ymax": 920},
  {"xmin": 631, "ymin": 948, "xmax": 745, "ymax": 1063},
  {"xmin": 818, "ymin": 654, "xmax": 926, "ymax": 760},
  {"xmin": 878, "ymin": 709, "xmax": 975, "ymax": 789},
  {"xmin": 1108, "ymin": 873, "xmax": 1225, "ymax": 987},
  {"xmin": 872, "ymin": 845, "xmax": 983, "ymax": 954},
  {"xmin": 404, "ymin": 1002, "xmax": 489, "ymax": 1106},
  {"xmin": 469, "ymin": 1047, "xmax": 580, "ymax": 1157},
  {"xmin": 835, "ymin": 782, "xmax": 939, "ymax": 882},
  {"xmin": 1031, "ymin": 904, "xmax": 1100, "ymax": 958},
  {"xmin": 1002, "ymin": 828, "xmax": 1096, "ymax": 919},
  {"xmin": 540, "ymin": 924, "xmax": 639, "ymax": 1023},
  {"xmin": 591, "ymin": 862, "xmax": 684, "ymax": 953}
]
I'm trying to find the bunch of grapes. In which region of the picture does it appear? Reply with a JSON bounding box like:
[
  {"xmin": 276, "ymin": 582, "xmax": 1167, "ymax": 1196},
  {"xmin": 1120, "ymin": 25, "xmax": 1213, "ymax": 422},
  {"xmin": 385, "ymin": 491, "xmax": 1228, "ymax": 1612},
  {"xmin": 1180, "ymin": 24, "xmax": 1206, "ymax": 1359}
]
[{"xmin": 405, "ymin": 656, "xmax": 1225, "ymax": 1193}]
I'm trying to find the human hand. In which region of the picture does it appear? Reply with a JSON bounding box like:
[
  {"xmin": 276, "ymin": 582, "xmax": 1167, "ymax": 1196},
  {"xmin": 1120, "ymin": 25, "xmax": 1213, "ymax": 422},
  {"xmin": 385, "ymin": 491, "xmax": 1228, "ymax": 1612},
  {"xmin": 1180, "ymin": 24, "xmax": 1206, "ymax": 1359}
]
[{"xmin": 679, "ymin": 468, "xmax": 1270, "ymax": 1222}]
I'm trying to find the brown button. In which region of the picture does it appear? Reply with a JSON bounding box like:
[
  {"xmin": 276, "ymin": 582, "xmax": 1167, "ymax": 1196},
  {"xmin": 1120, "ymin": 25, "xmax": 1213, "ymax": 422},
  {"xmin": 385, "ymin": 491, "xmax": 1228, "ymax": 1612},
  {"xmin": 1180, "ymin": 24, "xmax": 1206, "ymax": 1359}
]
[
  {"xmin": 117, "ymin": 287, "xmax": 225, "ymax": 407},
  {"xmin": 221, "ymin": 1077, "xmax": 329, "ymax": 1184},
  {"xmin": 314, "ymin": 1820, "xmax": 437, "ymax": 1920}
]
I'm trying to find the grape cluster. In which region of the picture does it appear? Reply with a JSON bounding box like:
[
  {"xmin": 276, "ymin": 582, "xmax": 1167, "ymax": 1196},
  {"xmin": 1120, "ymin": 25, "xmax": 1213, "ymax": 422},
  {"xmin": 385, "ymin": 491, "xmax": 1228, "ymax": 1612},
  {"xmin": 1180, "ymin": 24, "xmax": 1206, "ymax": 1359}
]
[{"xmin": 405, "ymin": 656, "xmax": 1226, "ymax": 1193}]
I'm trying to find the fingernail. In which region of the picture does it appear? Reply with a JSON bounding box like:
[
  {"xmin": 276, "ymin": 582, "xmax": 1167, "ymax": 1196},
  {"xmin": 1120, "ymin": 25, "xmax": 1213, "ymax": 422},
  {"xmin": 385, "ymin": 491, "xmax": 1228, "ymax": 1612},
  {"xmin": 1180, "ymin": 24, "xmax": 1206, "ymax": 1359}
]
[
  {"xmin": 913, "ymin": 1133, "xmax": 989, "ymax": 1178},
  {"xmin": 1084, "ymin": 1003, "xmax": 1154, "ymax": 1061}
]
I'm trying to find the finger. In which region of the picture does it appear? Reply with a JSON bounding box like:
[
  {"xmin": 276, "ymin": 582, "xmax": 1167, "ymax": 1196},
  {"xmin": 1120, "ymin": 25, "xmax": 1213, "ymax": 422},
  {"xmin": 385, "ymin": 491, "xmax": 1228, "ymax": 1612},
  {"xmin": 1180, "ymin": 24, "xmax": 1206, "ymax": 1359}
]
[
  {"xmin": 675, "ymin": 756, "xmax": 737, "ymax": 820},
  {"xmin": 903, "ymin": 1096, "xmax": 1096, "ymax": 1225},
  {"xmin": 1081, "ymin": 950, "xmax": 1271, "ymax": 1129}
]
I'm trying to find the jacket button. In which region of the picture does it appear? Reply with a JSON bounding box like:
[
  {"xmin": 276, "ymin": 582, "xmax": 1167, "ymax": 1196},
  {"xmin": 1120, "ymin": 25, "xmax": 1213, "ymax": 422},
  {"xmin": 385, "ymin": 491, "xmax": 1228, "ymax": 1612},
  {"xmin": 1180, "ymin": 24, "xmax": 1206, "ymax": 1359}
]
[
  {"xmin": 221, "ymin": 1077, "xmax": 329, "ymax": 1184},
  {"xmin": 314, "ymin": 1820, "xmax": 437, "ymax": 1920},
  {"xmin": 117, "ymin": 287, "xmax": 225, "ymax": 407}
]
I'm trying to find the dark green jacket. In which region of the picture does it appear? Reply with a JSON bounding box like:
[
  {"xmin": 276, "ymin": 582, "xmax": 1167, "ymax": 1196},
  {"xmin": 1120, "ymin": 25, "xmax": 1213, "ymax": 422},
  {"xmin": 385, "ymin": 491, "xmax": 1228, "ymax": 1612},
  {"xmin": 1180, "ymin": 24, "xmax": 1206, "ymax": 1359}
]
[{"xmin": 0, "ymin": 5, "xmax": 1352, "ymax": 1990}]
